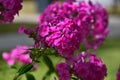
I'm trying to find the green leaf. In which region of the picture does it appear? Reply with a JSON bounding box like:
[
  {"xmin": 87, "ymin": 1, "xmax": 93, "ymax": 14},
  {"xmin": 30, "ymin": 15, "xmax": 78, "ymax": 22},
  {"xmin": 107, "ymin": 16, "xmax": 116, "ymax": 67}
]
[
  {"xmin": 71, "ymin": 77, "xmax": 78, "ymax": 80},
  {"xmin": 42, "ymin": 56, "xmax": 55, "ymax": 80},
  {"xmin": 18, "ymin": 63, "xmax": 33, "ymax": 76},
  {"xmin": 11, "ymin": 65, "xmax": 20, "ymax": 70},
  {"xmin": 26, "ymin": 73, "xmax": 36, "ymax": 80},
  {"xmin": 43, "ymin": 56, "xmax": 55, "ymax": 72}
]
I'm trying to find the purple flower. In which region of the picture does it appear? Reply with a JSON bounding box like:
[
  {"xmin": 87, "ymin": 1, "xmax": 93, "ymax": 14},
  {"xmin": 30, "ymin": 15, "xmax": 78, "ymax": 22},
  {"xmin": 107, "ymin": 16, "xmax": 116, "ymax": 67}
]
[
  {"xmin": 18, "ymin": 25, "xmax": 33, "ymax": 35},
  {"xmin": 22, "ymin": 0, "xmax": 109, "ymax": 59},
  {"xmin": 56, "ymin": 63, "xmax": 70, "ymax": 80},
  {"xmin": 18, "ymin": 25, "xmax": 25, "ymax": 34},
  {"xmin": 37, "ymin": 17, "xmax": 83, "ymax": 57},
  {"xmin": 39, "ymin": 24, "xmax": 50, "ymax": 37},
  {"xmin": 56, "ymin": 52, "xmax": 107, "ymax": 80},
  {"xmin": 33, "ymin": 0, "xmax": 108, "ymax": 58},
  {"xmin": 73, "ymin": 52, "xmax": 107, "ymax": 80},
  {"xmin": 82, "ymin": 1, "xmax": 109, "ymax": 50},
  {"xmin": 117, "ymin": 67, "xmax": 120, "ymax": 80},
  {"xmin": 2, "ymin": 52, "xmax": 15, "ymax": 66},
  {"xmin": 0, "ymin": 0, "xmax": 23, "ymax": 23}
]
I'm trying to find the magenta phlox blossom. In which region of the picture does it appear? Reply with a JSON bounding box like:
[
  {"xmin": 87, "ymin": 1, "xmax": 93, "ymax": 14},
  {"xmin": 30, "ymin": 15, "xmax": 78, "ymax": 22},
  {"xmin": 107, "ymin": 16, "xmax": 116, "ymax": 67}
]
[
  {"xmin": 0, "ymin": 0, "xmax": 23, "ymax": 23},
  {"xmin": 56, "ymin": 52, "xmax": 107, "ymax": 80},
  {"xmin": 2, "ymin": 45, "xmax": 32, "ymax": 66},
  {"xmin": 37, "ymin": 18, "xmax": 82, "ymax": 57},
  {"xmin": 56, "ymin": 63, "xmax": 71, "ymax": 80},
  {"xmin": 33, "ymin": 0, "xmax": 109, "ymax": 58},
  {"xmin": 117, "ymin": 67, "xmax": 120, "ymax": 80},
  {"xmin": 81, "ymin": 1, "xmax": 109, "ymax": 50},
  {"xmin": 73, "ymin": 53, "xmax": 107, "ymax": 80}
]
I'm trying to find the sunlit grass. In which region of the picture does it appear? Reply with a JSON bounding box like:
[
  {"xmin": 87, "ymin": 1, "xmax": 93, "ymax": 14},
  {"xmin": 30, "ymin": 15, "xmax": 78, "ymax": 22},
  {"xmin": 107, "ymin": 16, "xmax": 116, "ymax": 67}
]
[{"xmin": 97, "ymin": 38, "xmax": 120, "ymax": 80}]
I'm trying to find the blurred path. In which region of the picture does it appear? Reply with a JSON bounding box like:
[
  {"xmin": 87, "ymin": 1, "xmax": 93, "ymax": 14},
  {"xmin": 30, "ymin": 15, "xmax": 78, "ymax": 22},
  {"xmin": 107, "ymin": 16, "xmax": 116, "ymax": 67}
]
[
  {"xmin": 109, "ymin": 15, "xmax": 120, "ymax": 37},
  {"xmin": 0, "ymin": 34, "xmax": 34, "ymax": 51}
]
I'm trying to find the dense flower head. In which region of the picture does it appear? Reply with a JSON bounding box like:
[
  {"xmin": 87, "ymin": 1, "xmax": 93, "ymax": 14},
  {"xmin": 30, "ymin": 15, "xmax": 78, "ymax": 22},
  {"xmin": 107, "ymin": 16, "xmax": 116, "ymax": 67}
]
[
  {"xmin": 56, "ymin": 63, "xmax": 70, "ymax": 80},
  {"xmin": 73, "ymin": 52, "xmax": 107, "ymax": 80},
  {"xmin": 34, "ymin": 0, "xmax": 109, "ymax": 57},
  {"xmin": 0, "ymin": 0, "xmax": 23, "ymax": 23},
  {"xmin": 117, "ymin": 67, "xmax": 120, "ymax": 80},
  {"xmin": 82, "ymin": 1, "xmax": 109, "ymax": 50},
  {"xmin": 2, "ymin": 45, "xmax": 32, "ymax": 66},
  {"xmin": 56, "ymin": 52, "xmax": 107, "ymax": 80},
  {"xmin": 37, "ymin": 18, "xmax": 82, "ymax": 57}
]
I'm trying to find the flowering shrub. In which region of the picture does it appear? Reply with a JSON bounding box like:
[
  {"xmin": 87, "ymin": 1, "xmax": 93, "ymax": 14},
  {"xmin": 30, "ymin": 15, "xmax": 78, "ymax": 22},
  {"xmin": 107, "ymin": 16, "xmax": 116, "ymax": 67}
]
[
  {"xmin": 0, "ymin": 0, "xmax": 23, "ymax": 23},
  {"xmin": 1, "ymin": 0, "xmax": 119, "ymax": 80}
]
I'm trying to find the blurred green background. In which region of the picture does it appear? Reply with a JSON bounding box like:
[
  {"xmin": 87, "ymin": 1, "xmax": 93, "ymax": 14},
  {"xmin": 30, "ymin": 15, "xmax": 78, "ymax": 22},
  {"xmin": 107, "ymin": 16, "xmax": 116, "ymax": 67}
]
[{"xmin": 0, "ymin": 0, "xmax": 120, "ymax": 80}]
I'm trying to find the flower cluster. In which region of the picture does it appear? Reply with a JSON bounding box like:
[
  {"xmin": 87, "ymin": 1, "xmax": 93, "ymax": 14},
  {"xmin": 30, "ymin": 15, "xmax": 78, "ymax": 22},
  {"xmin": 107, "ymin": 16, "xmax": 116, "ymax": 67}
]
[
  {"xmin": 56, "ymin": 52, "xmax": 107, "ymax": 80},
  {"xmin": 0, "ymin": 0, "xmax": 23, "ymax": 23},
  {"xmin": 2, "ymin": 45, "xmax": 32, "ymax": 66},
  {"xmin": 38, "ymin": 18, "xmax": 82, "ymax": 57},
  {"xmin": 33, "ymin": 0, "xmax": 109, "ymax": 57},
  {"xmin": 18, "ymin": 0, "xmax": 109, "ymax": 80},
  {"xmin": 1, "ymin": 0, "xmax": 111, "ymax": 80},
  {"xmin": 117, "ymin": 67, "xmax": 120, "ymax": 80},
  {"xmin": 56, "ymin": 63, "xmax": 70, "ymax": 80}
]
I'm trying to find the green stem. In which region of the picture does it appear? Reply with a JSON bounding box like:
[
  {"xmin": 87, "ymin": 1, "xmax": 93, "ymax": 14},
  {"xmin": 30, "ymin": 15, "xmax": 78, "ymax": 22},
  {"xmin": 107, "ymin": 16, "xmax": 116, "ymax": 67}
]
[{"xmin": 13, "ymin": 75, "xmax": 20, "ymax": 80}]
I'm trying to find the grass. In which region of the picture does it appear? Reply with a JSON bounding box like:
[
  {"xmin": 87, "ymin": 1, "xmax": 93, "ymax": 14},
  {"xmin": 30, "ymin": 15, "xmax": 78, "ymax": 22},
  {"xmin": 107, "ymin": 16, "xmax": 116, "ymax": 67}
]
[
  {"xmin": 97, "ymin": 38, "xmax": 120, "ymax": 80},
  {"xmin": 0, "ymin": 37, "xmax": 120, "ymax": 80}
]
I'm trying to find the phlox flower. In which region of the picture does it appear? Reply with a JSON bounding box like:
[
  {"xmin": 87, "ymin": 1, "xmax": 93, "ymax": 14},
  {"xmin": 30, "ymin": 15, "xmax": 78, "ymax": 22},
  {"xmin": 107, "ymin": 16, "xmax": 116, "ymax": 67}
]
[
  {"xmin": 2, "ymin": 45, "xmax": 32, "ymax": 66},
  {"xmin": 0, "ymin": 0, "xmax": 23, "ymax": 23},
  {"xmin": 117, "ymin": 67, "xmax": 120, "ymax": 80},
  {"xmin": 56, "ymin": 52, "xmax": 107, "ymax": 80}
]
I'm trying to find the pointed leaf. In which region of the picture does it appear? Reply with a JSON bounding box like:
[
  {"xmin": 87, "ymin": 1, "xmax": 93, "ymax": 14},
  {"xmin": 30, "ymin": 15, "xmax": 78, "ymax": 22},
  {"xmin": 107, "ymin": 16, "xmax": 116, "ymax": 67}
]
[
  {"xmin": 26, "ymin": 73, "xmax": 36, "ymax": 80},
  {"xmin": 71, "ymin": 77, "xmax": 78, "ymax": 80},
  {"xmin": 43, "ymin": 56, "xmax": 55, "ymax": 72},
  {"xmin": 18, "ymin": 63, "xmax": 33, "ymax": 76}
]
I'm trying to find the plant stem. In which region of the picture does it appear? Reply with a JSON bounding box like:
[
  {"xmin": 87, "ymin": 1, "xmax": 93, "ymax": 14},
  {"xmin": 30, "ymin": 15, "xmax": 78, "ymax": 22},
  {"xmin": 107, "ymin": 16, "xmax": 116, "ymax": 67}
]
[{"xmin": 13, "ymin": 75, "xmax": 19, "ymax": 80}]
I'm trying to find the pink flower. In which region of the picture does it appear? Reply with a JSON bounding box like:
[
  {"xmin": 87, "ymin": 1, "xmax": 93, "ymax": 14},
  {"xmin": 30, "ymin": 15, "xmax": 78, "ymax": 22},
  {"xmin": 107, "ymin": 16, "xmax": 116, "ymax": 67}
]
[
  {"xmin": 39, "ymin": 24, "xmax": 50, "ymax": 37},
  {"xmin": 19, "ymin": 54, "xmax": 32, "ymax": 65},
  {"xmin": 7, "ymin": 59, "xmax": 15, "ymax": 66},
  {"xmin": 2, "ymin": 52, "xmax": 15, "ymax": 66},
  {"xmin": 56, "ymin": 63, "xmax": 70, "ymax": 80},
  {"xmin": 2, "ymin": 52, "xmax": 10, "ymax": 60},
  {"xmin": 2, "ymin": 45, "xmax": 32, "ymax": 66},
  {"xmin": 18, "ymin": 25, "xmax": 25, "ymax": 34}
]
